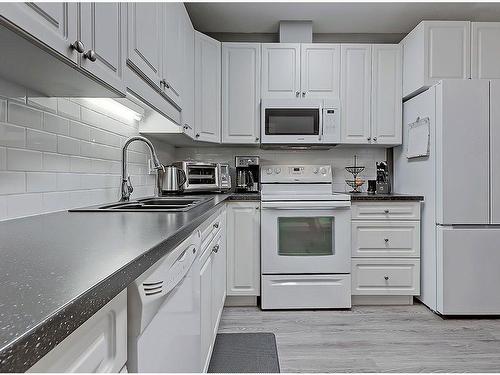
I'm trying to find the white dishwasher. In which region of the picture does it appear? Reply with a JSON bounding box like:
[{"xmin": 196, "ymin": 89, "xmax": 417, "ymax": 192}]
[{"xmin": 127, "ymin": 230, "xmax": 201, "ymax": 372}]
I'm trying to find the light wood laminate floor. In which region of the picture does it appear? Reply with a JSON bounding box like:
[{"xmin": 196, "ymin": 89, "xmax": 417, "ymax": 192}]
[{"xmin": 218, "ymin": 303, "xmax": 500, "ymax": 372}]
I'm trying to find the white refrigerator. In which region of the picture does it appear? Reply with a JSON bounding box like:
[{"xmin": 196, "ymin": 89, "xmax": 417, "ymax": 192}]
[{"xmin": 394, "ymin": 79, "xmax": 500, "ymax": 315}]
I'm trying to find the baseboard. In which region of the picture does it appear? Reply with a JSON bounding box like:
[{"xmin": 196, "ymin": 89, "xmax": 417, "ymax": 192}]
[
  {"xmin": 352, "ymin": 295, "xmax": 414, "ymax": 306},
  {"xmin": 224, "ymin": 296, "xmax": 258, "ymax": 307}
]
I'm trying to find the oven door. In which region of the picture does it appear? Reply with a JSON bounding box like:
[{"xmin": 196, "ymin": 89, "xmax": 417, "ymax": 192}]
[
  {"xmin": 261, "ymin": 104, "xmax": 323, "ymax": 144},
  {"xmin": 261, "ymin": 201, "xmax": 351, "ymax": 274}
]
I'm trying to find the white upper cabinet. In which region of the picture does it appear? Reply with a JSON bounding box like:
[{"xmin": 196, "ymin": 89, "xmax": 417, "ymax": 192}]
[
  {"xmin": 0, "ymin": 3, "xmax": 78, "ymax": 63},
  {"xmin": 162, "ymin": 3, "xmax": 184, "ymax": 107},
  {"xmin": 371, "ymin": 44, "xmax": 402, "ymax": 145},
  {"xmin": 341, "ymin": 44, "xmax": 372, "ymax": 144},
  {"xmin": 126, "ymin": 3, "xmax": 162, "ymax": 89},
  {"xmin": 300, "ymin": 44, "xmax": 340, "ymax": 99},
  {"xmin": 401, "ymin": 21, "xmax": 470, "ymax": 99},
  {"xmin": 261, "ymin": 43, "xmax": 301, "ymax": 98},
  {"xmin": 180, "ymin": 5, "xmax": 195, "ymax": 138},
  {"xmin": 79, "ymin": 3, "xmax": 126, "ymax": 94},
  {"xmin": 194, "ymin": 31, "xmax": 221, "ymax": 143},
  {"xmin": 222, "ymin": 43, "xmax": 261, "ymax": 144},
  {"xmin": 471, "ymin": 22, "xmax": 500, "ymax": 79}
]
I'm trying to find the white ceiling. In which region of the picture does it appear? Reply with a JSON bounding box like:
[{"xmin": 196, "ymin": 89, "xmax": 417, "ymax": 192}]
[{"xmin": 185, "ymin": 2, "xmax": 500, "ymax": 34}]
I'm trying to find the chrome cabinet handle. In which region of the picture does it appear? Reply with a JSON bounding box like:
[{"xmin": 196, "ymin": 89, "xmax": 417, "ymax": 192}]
[
  {"xmin": 195, "ymin": 133, "xmax": 200, "ymax": 138},
  {"xmin": 373, "ymin": 137, "xmax": 377, "ymax": 142},
  {"xmin": 70, "ymin": 40, "xmax": 85, "ymax": 53},
  {"xmin": 384, "ymin": 276, "xmax": 389, "ymax": 281},
  {"xmin": 302, "ymin": 91, "xmax": 306, "ymax": 97},
  {"xmin": 295, "ymin": 91, "xmax": 300, "ymax": 97},
  {"xmin": 255, "ymin": 137, "xmax": 259, "ymax": 142},
  {"xmin": 84, "ymin": 49, "xmax": 97, "ymax": 62},
  {"xmin": 183, "ymin": 123, "xmax": 192, "ymax": 130},
  {"xmin": 384, "ymin": 238, "xmax": 389, "ymax": 243},
  {"xmin": 212, "ymin": 244, "xmax": 219, "ymax": 253},
  {"xmin": 367, "ymin": 137, "xmax": 371, "ymax": 141},
  {"xmin": 384, "ymin": 209, "xmax": 390, "ymax": 214},
  {"xmin": 160, "ymin": 79, "xmax": 166, "ymax": 87},
  {"xmin": 213, "ymin": 222, "xmax": 219, "ymax": 229}
]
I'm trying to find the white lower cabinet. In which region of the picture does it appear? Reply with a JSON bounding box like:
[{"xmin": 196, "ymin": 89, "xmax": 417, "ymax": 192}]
[
  {"xmin": 199, "ymin": 207, "xmax": 226, "ymax": 372},
  {"xmin": 226, "ymin": 202, "xmax": 261, "ymax": 296},
  {"xmin": 28, "ymin": 290, "xmax": 127, "ymax": 373},
  {"xmin": 351, "ymin": 201, "xmax": 421, "ymax": 305}
]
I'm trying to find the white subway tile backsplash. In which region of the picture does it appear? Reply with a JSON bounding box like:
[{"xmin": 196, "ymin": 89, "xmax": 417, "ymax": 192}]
[
  {"xmin": 7, "ymin": 148, "xmax": 43, "ymax": 171},
  {"xmin": 90, "ymin": 127, "xmax": 121, "ymax": 147},
  {"xmin": 70, "ymin": 156, "xmax": 93, "ymax": 173},
  {"xmin": 57, "ymin": 98, "xmax": 80, "ymax": 120},
  {"xmin": 0, "ymin": 99, "xmax": 6, "ymax": 121},
  {"xmin": 43, "ymin": 113, "xmax": 70, "ymax": 135},
  {"xmin": 0, "ymin": 171, "xmax": 26, "ymax": 194},
  {"xmin": 28, "ymin": 97, "xmax": 58, "ymax": 113},
  {"xmin": 69, "ymin": 121, "xmax": 90, "ymax": 141},
  {"xmin": 43, "ymin": 153, "xmax": 71, "ymax": 172},
  {"xmin": 0, "ymin": 147, "xmax": 6, "ymax": 170},
  {"xmin": 56, "ymin": 173, "xmax": 81, "ymax": 191},
  {"xmin": 26, "ymin": 172, "xmax": 57, "ymax": 193},
  {"xmin": 8, "ymin": 102, "xmax": 43, "ymax": 130},
  {"xmin": 27, "ymin": 129, "xmax": 57, "ymax": 152},
  {"xmin": 0, "ymin": 123, "xmax": 26, "ymax": 148},
  {"xmin": 6, "ymin": 193, "xmax": 43, "ymax": 219},
  {"xmin": 57, "ymin": 135, "xmax": 81, "ymax": 155},
  {"xmin": 42, "ymin": 191, "xmax": 72, "ymax": 212}
]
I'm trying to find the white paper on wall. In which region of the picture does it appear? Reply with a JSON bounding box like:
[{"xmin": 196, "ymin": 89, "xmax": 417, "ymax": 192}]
[{"xmin": 406, "ymin": 117, "xmax": 430, "ymax": 159}]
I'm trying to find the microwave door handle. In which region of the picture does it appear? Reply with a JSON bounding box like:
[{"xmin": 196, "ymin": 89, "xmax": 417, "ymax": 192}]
[{"xmin": 319, "ymin": 108, "xmax": 324, "ymax": 141}]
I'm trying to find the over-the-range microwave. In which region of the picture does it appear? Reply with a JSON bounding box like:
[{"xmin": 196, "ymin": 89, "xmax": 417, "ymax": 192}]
[{"xmin": 261, "ymin": 99, "xmax": 340, "ymax": 145}]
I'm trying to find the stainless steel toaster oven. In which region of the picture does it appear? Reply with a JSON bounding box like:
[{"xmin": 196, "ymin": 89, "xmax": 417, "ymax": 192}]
[{"xmin": 173, "ymin": 161, "xmax": 220, "ymax": 192}]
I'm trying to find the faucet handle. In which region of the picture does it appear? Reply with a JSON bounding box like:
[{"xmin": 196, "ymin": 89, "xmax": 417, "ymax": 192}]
[{"xmin": 127, "ymin": 176, "xmax": 134, "ymax": 194}]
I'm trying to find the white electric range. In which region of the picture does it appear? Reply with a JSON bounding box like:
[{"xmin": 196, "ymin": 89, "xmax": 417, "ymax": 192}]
[{"xmin": 260, "ymin": 165, "xmax": 352, "ymax": 310}]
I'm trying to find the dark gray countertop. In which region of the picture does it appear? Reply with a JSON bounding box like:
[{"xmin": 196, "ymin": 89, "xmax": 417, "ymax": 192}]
[
  {"xmin": 0, "ymin": 192, "xmax": 255, "ymax": 372},
  {"xmin": 347, "ymin": 192, "xmax": 424, "ymax": 201}
]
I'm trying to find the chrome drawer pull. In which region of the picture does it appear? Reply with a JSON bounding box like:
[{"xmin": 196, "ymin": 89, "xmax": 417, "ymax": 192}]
[
  {"xmin": 212, "ymin": 244, "xmax": 219, "ymax": 253},
  {"xmin": 384, "ymin": 209, "xmax": 390, "ymax": 214},
  {"xmin": 384, "ymin": 276, "xmax": 389, "ymax": 281}
]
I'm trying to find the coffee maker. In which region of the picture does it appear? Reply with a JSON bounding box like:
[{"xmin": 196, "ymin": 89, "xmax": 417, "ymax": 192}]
[
  {"xmin": 235, "ymin": 156, "xmax": 260, "ymax": 193},
  {"xmin": 376, "ymin": 161, "xmax": 391, "ymax": 194}
]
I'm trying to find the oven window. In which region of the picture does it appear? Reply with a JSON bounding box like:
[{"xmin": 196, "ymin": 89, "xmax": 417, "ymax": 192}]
[
  {"xmin": 265, "ymin": 108, "xmax": 319, "ymax": 135},
  {"xmin": 278, "ymin": 217, "xmax": 334, "ymax": 256}
]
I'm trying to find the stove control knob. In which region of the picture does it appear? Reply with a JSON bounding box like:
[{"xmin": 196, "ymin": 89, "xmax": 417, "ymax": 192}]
[
  {"xmin": 274, "ymin": 167, "xmax": 281, "ymax": 174},
  {"xmin": 313, "ymin": 168, "xmax": 319, "ymax": 174},
  {"xmin": 320, "ymin": 167, "xmax": 327, "ymax": 175},
  {"xmin": 266, "ymin": 168, "xmax": 273, "ymax": 175}
]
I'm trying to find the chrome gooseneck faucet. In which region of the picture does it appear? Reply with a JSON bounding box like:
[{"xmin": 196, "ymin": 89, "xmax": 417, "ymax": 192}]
[{"xmin": 121, "ymin": 136, "xmax": 164, "ymax": 201}]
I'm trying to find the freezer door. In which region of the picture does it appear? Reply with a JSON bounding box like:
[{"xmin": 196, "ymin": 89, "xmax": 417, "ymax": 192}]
[
  {"xmin": 435, "ymin": 80, "xmax": 490, "ymax": 225},
  {"xmin": 490, "ymin": 80, "xmax": 500, "ymax": 223},
  {"xmin": 436, "ymin": 226, "xmax": 500, "ymax": 315}
]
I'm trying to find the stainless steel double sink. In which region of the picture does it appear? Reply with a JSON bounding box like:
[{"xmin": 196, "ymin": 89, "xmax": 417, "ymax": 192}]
[{"xmin": 70, "ymin": 196, "xmax": 214, "ymax": 212}]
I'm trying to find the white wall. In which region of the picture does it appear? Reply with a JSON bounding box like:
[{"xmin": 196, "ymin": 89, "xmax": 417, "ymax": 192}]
[
  {"xmin": 175, "ymin": 146, "xmax": 385, "ymax": 192},
  {"xmin": 0, "ymin": 85, "xmax": 171, "ymax": 221}
]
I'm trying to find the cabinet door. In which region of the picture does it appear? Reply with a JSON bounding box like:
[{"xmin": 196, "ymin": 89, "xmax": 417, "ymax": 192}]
[
  {"xmin": 211, "ymin": 233, "xmax": 226, "ymax": 336},
  {"xmin": 199, "ymin": 255, "xmax": 213, "ymax": 372},
  {"xmin": 425, "ymin": 21, "xmax": 470, "ymax": 83},
  {"xmin": 226, "ymin": 202, "xmax": 261, "ymax": 296},
  {"xmin": 162, "ymin": 3, "xmax": 183, "ymax": 107},
  {"xmin": 371, "ymin": 44, "xmax": 402, "ymax": 145},
  {"xmin": 28, "ymin": 290, "xmax": 127, "ymax": 373},
  {"xmin": 300, "ymin": 44, "xmax": 340, "ymax": 99},
  {"xmin": 0, "ymin": 3, "xmax": 78, "ymax": 63},
  {"xmin": 340, "ymin": 44, "xmax": 371, "ymax": 144},
  {"xmin": 181, "ymin": 5, "xmax": 195, "ymax": 138},
  {"xmin": 471, "ymin": 22, "xmax": 500, "ymax": 79},
  {"xmin": 194, "ymin": 31, "xmax": 221, "ymax": 143},
  {"xmin": 222, "ymin": 43, "xmax": 261, "ymax": 144},
  {"xmin": 126, "ymin": 3, "xmax": 162, "ymax": 88},
  {"xmin": 490, "ymin": 80, "xmax": 500, "ymax": 224},
  {"xmin": 79, "ymin": 3, "xmax": 126, "ymax": 94},
  {"xmin": 261, "ymin": 43, "xmax": 300, "ymax": 99}
]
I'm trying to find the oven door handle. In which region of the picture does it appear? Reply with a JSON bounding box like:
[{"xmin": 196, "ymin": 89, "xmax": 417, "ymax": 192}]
[{"xmin": 261, "ymin": 201, "xmax": 351, "ymax": 209}]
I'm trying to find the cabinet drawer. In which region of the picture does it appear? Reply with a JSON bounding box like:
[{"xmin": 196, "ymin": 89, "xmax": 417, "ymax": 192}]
[
  {"xmin": 200, "ymin": 208, "xmax": 224, "ymax": 249},
  {"xmin": 261, "ymin": 274, "xmax": 351, "ymax": 309},
  {"xmin": 351, "ymin": 201, "xmax": 420, "ymax": 220},
  {"xmin": 352, "ymin": 259, "xmax": 420, "ymax": 295},
  {"xmin": 352, "ymin": 221, "xmax": 420, "ymax": 257}
]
